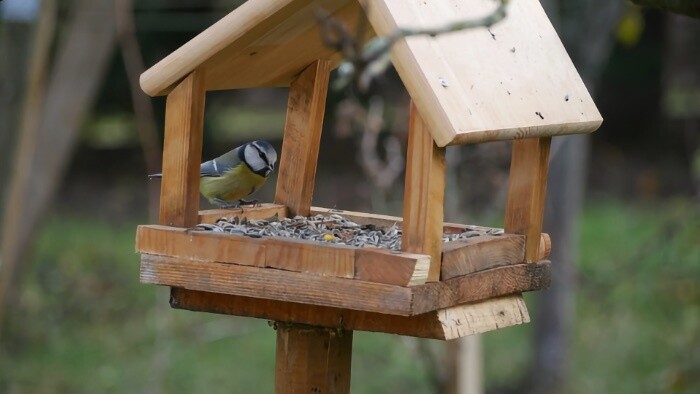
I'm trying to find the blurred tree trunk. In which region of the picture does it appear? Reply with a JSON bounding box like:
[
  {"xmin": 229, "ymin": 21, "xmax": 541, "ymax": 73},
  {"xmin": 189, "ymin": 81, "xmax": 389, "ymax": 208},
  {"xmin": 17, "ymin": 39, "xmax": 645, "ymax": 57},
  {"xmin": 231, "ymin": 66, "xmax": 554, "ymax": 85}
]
[
  {"xmin": 661, "ymin": 14, "xmax": 700, "ymax": 196},
  {"xmin": 0, "ymin": 12, "xmax": 40, "ymax": 223},
  {"xmin": 0, "ymin": 0, "xmax": 116, "ymax": 335},
  {"xmin": 527, "ymin": 1, "xmax": 624, "ymax": 393}
]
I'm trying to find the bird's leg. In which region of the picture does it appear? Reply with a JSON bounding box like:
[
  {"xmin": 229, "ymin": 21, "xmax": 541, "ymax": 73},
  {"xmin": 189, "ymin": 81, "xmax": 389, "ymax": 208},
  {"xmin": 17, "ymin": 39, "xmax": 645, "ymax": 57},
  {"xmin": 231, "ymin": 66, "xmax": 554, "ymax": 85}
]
[
  {"xmin": 238, "ymin": 198, "xmax": 261, "ymax": 207},
  {"xmin": 213, "ymin": 198, "xmax": 242, "ymax": 209}
]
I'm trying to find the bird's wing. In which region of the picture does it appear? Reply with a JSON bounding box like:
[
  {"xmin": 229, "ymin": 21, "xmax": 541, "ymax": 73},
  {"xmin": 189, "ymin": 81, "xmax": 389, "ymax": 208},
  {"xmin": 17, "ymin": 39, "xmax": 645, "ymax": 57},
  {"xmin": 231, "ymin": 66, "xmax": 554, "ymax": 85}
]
[{"xmin": 199, "ymin": 146, "xmax": 242, "ymax": 177}]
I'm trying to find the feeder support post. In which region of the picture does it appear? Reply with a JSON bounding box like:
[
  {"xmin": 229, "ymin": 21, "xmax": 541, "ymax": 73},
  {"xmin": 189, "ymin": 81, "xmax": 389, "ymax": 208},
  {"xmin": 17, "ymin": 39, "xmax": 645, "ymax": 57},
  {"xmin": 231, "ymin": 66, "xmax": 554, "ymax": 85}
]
[
  {"xmin": 275, "ymin": 59, "xmax": 331, "ymax": 217},
  {"xmin": 158, "ymin": 69, "xmax": 206, "ymax": 227},
  {"xmin": 402, "ymin": 101, "xmax": 446, "ymax": 282},
  {"xmin": 275, "ymin": 324, "xmax": 353, "ymax": 394},
  {"xmin": 504, "ymin": 137, "xmax": 552, "ymax": 262},
  {"xmin": 273, "ymin": 60, "xmax": 353, "ymax": 393}
]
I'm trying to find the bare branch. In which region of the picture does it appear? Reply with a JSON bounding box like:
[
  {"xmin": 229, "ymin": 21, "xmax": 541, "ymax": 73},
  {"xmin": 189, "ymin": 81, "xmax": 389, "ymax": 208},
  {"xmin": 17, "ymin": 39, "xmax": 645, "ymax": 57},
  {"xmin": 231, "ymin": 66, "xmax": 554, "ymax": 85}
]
[{"xmin": 319, "ymin": 0, "xmax": 510, "ymax": 91}]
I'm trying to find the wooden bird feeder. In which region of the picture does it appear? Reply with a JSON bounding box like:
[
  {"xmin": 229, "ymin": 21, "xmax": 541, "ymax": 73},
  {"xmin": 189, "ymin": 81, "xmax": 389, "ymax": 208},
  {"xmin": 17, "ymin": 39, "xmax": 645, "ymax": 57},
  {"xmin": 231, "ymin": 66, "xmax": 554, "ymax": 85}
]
[{"xmin": 135, "ymin": 0, "xmax": 602, "ymax": 391}]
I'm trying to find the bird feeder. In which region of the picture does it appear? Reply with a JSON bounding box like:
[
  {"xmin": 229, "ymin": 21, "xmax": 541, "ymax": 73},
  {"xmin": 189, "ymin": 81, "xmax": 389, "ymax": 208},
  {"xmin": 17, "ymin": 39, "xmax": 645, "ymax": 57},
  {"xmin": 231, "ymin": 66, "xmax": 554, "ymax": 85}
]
[{"xmin": 135, "ymin": 0, "xmax": 602, "ymax": 392}]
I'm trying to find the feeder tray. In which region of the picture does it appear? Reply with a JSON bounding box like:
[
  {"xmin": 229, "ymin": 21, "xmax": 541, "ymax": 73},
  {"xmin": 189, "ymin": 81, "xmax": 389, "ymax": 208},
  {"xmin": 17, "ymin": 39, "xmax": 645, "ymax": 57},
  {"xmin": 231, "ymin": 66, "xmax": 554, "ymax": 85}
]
[{"xmin": 136, "ymin": 0, "xmax": 601, "ymax": 341}]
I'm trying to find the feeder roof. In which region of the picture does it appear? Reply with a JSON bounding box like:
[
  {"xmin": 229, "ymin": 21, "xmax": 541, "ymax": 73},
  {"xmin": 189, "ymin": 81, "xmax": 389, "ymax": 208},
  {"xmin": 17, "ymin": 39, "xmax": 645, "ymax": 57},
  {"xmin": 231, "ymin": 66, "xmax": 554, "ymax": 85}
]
[{"xmin": 140, "ymin": 0, "xmax": 602, "ymax": 146}]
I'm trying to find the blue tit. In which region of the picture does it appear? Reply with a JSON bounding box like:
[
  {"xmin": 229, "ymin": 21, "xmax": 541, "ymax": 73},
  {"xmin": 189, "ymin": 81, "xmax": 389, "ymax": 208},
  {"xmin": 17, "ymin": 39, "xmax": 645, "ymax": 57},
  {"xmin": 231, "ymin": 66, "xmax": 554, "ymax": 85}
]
[{"xmin": 149, "ymin": 140, "xmax": 277, "ymax": 208}]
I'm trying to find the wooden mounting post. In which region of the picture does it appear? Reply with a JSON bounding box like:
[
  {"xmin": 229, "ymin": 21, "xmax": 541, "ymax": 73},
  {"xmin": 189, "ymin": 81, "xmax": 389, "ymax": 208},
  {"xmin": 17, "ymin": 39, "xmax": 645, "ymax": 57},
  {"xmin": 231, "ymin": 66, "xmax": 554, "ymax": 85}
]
[
  {"xmin": 402, "ymin": 102, "xmax": 446, "ymax": 282},
  {"xmin": 159, "ymin": 69, "xmax": 206, "ymax": 227},
  {"xmin": 273, "ymin": 60, "xmax": 353, "ymax": 393},
  {"xmin": 274, "ymin": 59, "xmax": 331, "ymax": 217},
  {"xmin": 504, "ymin": 137, "xmax": 551, "ymax": 262},
  {"xmin": 275, "ymin": 324, "xmax": 353, "ymax": 394}
]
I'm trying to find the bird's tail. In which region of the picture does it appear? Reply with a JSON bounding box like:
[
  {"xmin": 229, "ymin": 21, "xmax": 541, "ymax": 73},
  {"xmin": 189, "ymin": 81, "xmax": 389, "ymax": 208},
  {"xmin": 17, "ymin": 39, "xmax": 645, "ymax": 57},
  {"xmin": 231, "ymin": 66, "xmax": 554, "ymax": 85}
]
[{"xmin": 148, "ymin": 173, "xmax": 162, "ymax": 179}]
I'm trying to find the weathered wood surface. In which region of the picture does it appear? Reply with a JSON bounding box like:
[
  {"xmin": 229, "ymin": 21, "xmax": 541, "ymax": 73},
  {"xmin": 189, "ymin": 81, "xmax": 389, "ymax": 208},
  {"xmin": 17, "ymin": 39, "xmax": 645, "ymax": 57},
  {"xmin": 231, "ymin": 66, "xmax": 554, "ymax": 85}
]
[
  {"xmin": 140, "ymin": 254, "xmax": 550, "ymax": 316},
  {"xmin": 198, "ymin": 203, "xmax": 287, "ymax": 223},
  {"xmin": 159, "ymin": 70, "xmax": 206, "ymax": 227},
  {"xmin": 136, "ymin": 225, "xmax": 429, "ymax": 285},
  {"xmin": 274, "ymin": 60, "xmax": 330, "ymax": 217},
  {"xmin": 402, "ymin": 102, "xmax": 445, "ymax": 282},
  {"xmin": 441, "ymin": 233, "xmax": 551, "ymax": 279},
  {"xmin": 363, "ymin": 0, "xmax": 602, "ymax": 146},
  {"xmin": 275, "ymin": 324, "xmax": 353, "ymax": 393},
  {"xmin": 171, "ymin": 289, "xmax": 530, "ymax": 340},
  {"xmin": 505, "ymin": 137, "xmax": 551, "ymax": 262},
  {"xmin": 140, "ymin": 0, "xmax": 363, "ymax": 95},
  {"xmin": 140, "ymin": 0, "xmax": 601, "ymax": 145}
]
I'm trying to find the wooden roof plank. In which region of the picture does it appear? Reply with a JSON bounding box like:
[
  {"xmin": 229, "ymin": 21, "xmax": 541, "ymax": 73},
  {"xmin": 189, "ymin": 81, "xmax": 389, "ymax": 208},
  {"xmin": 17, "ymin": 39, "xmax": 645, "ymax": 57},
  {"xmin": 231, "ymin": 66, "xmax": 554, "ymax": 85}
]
[{"xmin": 364, "ymin": 0, "xmax": 603, "ymax": 146}]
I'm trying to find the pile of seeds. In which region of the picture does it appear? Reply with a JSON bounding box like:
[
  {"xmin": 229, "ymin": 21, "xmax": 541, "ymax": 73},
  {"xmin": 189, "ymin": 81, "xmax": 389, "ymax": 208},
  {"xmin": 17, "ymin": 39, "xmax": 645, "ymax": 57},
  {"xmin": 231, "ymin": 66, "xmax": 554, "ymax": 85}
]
[{"xmin": 195, "ymin": 214, "xmax": 502, "ymax": 252}]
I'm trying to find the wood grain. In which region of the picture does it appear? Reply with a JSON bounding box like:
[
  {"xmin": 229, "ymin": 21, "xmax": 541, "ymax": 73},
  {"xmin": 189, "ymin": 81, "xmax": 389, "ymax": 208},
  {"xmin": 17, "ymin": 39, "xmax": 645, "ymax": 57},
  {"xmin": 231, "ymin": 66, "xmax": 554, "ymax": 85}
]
[
  {"xmin": 441, "ymin": 233, "xmax": 552, "ymax": 280},
  {"xmin": 136, "ymin": 225, "xmax": 430, "ymax": 285},
  {"xmin": 171, "ymin": 289, "xmax": 530, "ymax": 340},
  {"xmin": 411, "ymin": 261, "xmax": 550, "ymax": 314},
  {"xmin": 504, "ymin": 137, "xmax": 552, "ymax": 262},
  {"xmin": 139, "ymin": 0, "xmax": 364, "ymax": 95},
  {"xmin": 141, "ymin": 254, "xmax": 415, "ymax": 315},
  {"xmin": 136, "ymin": 225, "xmax": 266, "ymax": 267},
  {"xmin": 441, "ymin": 234, "xmax": 525, "ymax": 280},
  {"xmin": 402, "ymin": 102, "xmax": 445, "ymax": 282},
  {"xmin": 274, "ymin": 60, "xmax": 331, "ymax": 217},
  {"xmin": 159, "ymin": 70, "xmax": 206, "ymax": 227},
  {"xmin": 355, "ymin": 248, "xmax": 429, "ymax": 286},
  {"xmin": 275, "ymin": 324, "xmax": 352, "ymax": 393},
  {"xmin": 140, "ymin": 254, "xmax": 549, "ymax": 316},
  {"xmin": 198, "ymin": 203, "xmax": 287, "ymax": 224},
  {"xmin": 264, "ymin": 237, "xmax": 355, "ymax": 278},
  {"xmin": 363, "ymin": 0, "xmax": 602, "ymax": 146}
]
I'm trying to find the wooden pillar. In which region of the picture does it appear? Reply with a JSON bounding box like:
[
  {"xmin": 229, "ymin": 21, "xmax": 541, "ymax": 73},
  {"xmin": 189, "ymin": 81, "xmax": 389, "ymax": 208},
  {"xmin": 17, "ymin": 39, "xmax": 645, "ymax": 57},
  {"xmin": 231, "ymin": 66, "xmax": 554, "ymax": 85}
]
[
  {"xmin": 402, "ymin": 101, "xmax": 446, "ymax": 282},
  {"xmin": 504, "ymin": 137, "xmax": 551, "ymax": 262},
  {"xmin": 274, "ymin": 59, "xmax": 331, "ymax": 216},
  {"xmin": 158, "ymin": 69, "xmax": 206, "ymax": 227},
  {"xmin": 275, "ymin": 324, "xmax": 353, "ymax": 394},
  {"xmin": 274, "ymin": 60, "xmax": 352, "ymax": 392}
]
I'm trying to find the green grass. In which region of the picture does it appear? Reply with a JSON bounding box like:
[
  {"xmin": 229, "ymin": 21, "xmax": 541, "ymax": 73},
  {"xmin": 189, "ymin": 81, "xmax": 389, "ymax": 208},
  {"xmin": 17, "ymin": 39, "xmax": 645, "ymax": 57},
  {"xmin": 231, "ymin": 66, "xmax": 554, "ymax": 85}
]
[{"xmin": 1, "ymin": 199, "xmax": 698, "ymax": 393}]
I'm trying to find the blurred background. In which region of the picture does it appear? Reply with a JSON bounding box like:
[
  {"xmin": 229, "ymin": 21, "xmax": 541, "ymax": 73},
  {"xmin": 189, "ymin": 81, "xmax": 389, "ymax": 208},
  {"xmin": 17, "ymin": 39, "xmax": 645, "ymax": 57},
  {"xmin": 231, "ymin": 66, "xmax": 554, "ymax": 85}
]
[{"xmin": 0, "ymin": 0, "xmax": 698, "ymax": 393}]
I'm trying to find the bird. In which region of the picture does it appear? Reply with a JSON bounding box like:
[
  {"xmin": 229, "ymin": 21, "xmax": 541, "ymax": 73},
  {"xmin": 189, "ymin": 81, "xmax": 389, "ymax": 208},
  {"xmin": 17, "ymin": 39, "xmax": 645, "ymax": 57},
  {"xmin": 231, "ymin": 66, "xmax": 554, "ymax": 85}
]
[{"xmin": 149, "ymin": 140, "xmax": 277, "ymax": 208}]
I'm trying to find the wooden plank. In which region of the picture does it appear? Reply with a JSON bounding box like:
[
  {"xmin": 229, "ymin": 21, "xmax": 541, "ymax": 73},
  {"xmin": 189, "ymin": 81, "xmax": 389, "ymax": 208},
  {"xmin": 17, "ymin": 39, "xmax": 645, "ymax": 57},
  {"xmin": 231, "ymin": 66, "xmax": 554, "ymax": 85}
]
[
  {"xmin": 141, "ymin": 254, "xmax": 415, "ymax": 315},
  {"xmin": 140, "ymin": 254, "xmax": 549, "ymax": 315},
  {"xmin": 140, "ymin": 0, "xmax": 364, "ymax": 95},
  {"xmin": 136, "ymin": 225, "xmax": 266, "ymax": 267},
  {"xmin": 363, "ymin": 0, "xmax": 602, "ymax": 146},
  {"xmin": 441, "ymin": 234, "xmax": 525, "ymax": 280},
  {"xmin": 441, "ymin": 233, "xmax": 552, "ymax": 280},
  {"xmin": 159, "ymin": 69, "xmax": 206, "ymax": 227},
  {"xmin": 311, "ymin": 206, "xmax": 494, "ymax": 234},
  {"xmin": 137, "ymin": 225, "xmax": 432, "ymax": 285},
  {"xmin": 264, "ymin": 237, "xmax": 355, "ymax": 278},
  {"xmin": 198, "ymin": 203, "xmax": 287, "ymax": 224},
  {"xmin": 274, "ymin": 60, "xmax": 331, "ymax": 217},
  {"xmin": 402, "ymin": 102, "xmax": 445, "ymax": 282},
  {"xmin": 355, "ymin": 248, "xmax": 430, "ymax": 286},
  {"xmin": 170, "ymin": 289, "xmax": 530, "ymax": 340},
  {"xmin": 275, "ymin": 324, "xmax": 352, "ymax": 393},
  {"xmin": 136, "ymin": 225, "xmax": 353, "ymax": 278},
  {"xmin": 411, "ymin": 261, "xmax": 550, "ymax": 315},
  {"xmin": 504, "ymin": 137, "xmax": 552, "ymax": 262}
]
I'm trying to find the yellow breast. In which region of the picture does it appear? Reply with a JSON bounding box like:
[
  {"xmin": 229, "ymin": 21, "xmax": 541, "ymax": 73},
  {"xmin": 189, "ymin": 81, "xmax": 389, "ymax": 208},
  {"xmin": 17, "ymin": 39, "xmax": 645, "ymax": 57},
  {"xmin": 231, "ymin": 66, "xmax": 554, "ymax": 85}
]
[{"xmin": 199, "ymin": 164, "xmax": 267, "ymax": 203}]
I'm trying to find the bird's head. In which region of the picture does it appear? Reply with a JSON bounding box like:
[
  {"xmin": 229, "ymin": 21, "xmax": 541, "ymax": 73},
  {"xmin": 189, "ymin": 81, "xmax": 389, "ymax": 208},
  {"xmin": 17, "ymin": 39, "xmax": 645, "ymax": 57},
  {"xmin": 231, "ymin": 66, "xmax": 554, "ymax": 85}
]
[{"xmin": 243, "ymin": 140, "xmax": 278, "ymax": 177}]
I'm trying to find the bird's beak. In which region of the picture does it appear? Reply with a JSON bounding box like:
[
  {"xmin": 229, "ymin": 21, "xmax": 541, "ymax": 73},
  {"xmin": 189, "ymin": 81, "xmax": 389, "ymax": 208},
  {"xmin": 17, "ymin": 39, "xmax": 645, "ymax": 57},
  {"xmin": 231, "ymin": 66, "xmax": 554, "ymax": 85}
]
[{"xmin": 264, "ymin": 165, "xmax": 274, "ymax": 177}]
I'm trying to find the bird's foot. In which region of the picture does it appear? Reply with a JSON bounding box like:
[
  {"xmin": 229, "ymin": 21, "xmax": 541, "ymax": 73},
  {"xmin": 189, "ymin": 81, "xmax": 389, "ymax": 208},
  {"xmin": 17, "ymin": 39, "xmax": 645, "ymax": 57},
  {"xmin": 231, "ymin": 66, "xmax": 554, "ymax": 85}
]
[{"xmin": 213, "ymin": 199, "xmax": 243, "ymax": 210}]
